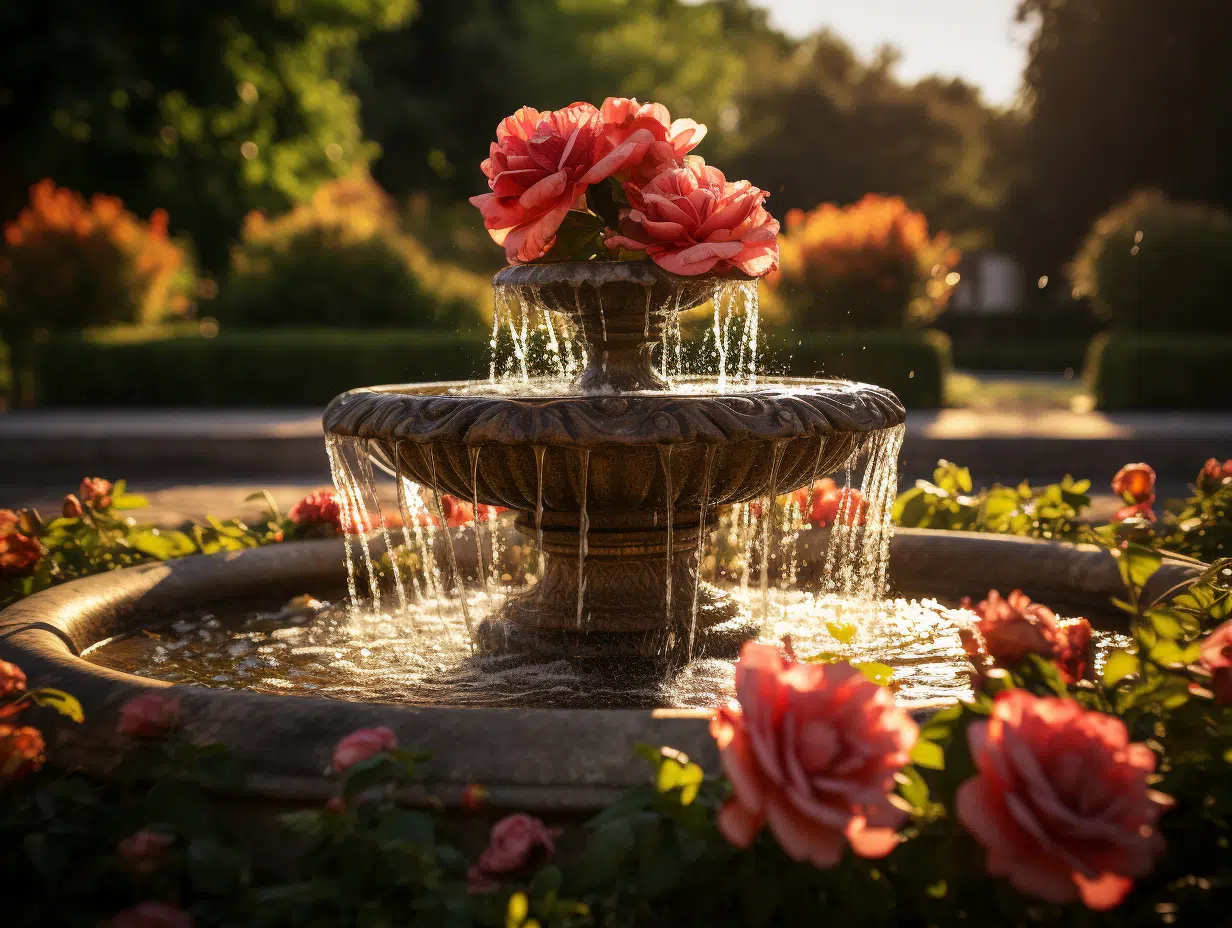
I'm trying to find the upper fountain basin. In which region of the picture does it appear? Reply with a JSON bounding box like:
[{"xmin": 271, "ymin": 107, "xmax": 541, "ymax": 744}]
[{"xmin": 323, "ymin": 378, "xmax": 905, "ymax": 514}]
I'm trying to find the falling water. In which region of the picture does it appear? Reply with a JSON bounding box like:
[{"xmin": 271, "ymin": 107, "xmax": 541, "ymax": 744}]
[
  {"xmin": 469, "ymin": 445, "xmax": 492, "ymax": 606},
  {"xmin": 426, "ymin": 446, "xmax": 473, "ymax": 639},
  {"xmin": 687, "ymin": 445, "xmax": 717, "ymax": 660},
  {"xmin": 660, "ymin": 445, "xmax": 676, "ymax": 636},
  {"xmin": 576, "ymin": 449, "xmax": 590, "ymax": 629},
  {"xmin": 760, "ymin": 441, "xmax": 787, "ymax": 629},
  {"xmin": 533, "ymin": 445, "xmax": 547, "ymax": 580},
  {"xmin": 359, "ymin": 441, "xmax": 408, "ymax": 617}
]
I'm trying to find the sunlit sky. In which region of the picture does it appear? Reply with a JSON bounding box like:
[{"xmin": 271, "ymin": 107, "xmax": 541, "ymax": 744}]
[{"xmin": 751, "ymin": 0, "xmax": 1031, "ymax": 106}]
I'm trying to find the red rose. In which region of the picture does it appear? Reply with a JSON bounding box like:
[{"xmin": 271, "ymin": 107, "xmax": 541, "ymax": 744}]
[
  {"xmin": 1112, "ymin": 501, "xmax": 1157, "ymax": 523},
  {"xmin": 1111, "ymin": 463, "xmax": 1155, "ymax": 503},
  {"xmin": 288, "ymin": 489, "xmax": 342, "ymax": 529},
  {"xmin": 1, "ymin": 659, "xmax": 27, "ymax": 700},
  {"xmin": 117, "ymin": 692, "xmax": 183, "ymax": 738},
  {"xmin": 709, "ymin": 641, "xmax": 918, "ymax": 866},
  {"xmin": 0, "ymin": 526, "xmax": 43, "ymax": 577},
  {"xmin": 470, "ymin": 103, "xmax": 655, "ymax": 264},
  {"xmin": 1201, "ymin": 457, "xmax": 1232, "ymax": 486},
  {"xmin": 604, "ymin": 157, "xmax": 780, "ymax": 277},
  {"xmin": 0, "ymin": 509, "xmax": 17, "ymax": 535},
  {"xmin": 597, "ymin": 96, "xmax": 706, "ymax": 185},
  {"xmin": 467, "ymin": 813, "xmax": 561, "ymax": 892},
  {"xmin": 1, "ymin": 723, "xmax": 46, "ymax": 781},
  {"xmin": 959, "ymin": 590, "xmax": 1093, "ymax": 684},
  {"xmin": 795, "ymin": 478, "xmax": 868, "ymax": 528},
  {"xmin": 117, "ymin": 829, "xmax": 174, "ymax": 874},
  {"xmin": 108, "ymin": 902, "xmax": 192, "ymax": 928},
  {"xmin": 79, "ymin": 477, "xmax": 115, "ymax": 509},
  {"xmin": 1200, "ymin": 619, "xmax": 1232, "ymax": 705},
  {"xmin": 957, "ymin": 690, "xmax": 1171, "ymax": 910},
  {"xmin": 331, "ymin": 726, "xmax": 397, "ymax": 773}
]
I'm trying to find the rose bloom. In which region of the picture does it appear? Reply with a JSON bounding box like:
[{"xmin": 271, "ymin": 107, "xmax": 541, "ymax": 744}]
[
  {"xmin": 62, "ymin": 494, "xmax": 85, "ymax": 519},
  {"xmin": 605, "ymin": 157, "xmax": 780, "ymax": 277},
  {"xmin": 957, "ymin": 690, "xmax": 1171, "ymax": 910},
  {"xmin": 288, "ymin": 489, "xmax": 342, "ymax": 529},
  {"xmin": 0, "ymin": 509, "xmax": 16, "ymax": 534},
  {"xmin": 0, "ymin": 525, "xmax": 43, "ymax": 577},
  {"xmin": 1, "ymin": 723, "xmax": 46, "ymax": 780},
  {"xmin": 117, "ymin": 692, "xmax": 183, "ymax": 738},
  {"xmin": 791, "ymin": 478, "xmax": 868, "ymax": 528},
  {"xmin": 960, "ymin": 590, "xmax": 1093, "ymax": 684},
  {"xmin": 470, "ymin": 103, "xmax": 655, "ymax": 264},
  {"xmin": 1201, "ymin": 457, "xmax": 1232, "ymax": 485},
  {"xmin": 709, "ymin": 641, "xmax": 917, "ymax": 866},
  {"xmin": 467, "ymin": 813, "xmax": 561, "ymax": 892},
  {"xmin": 332, "ymin": 726, "xmax": 397, "ymax": 773},
  {"xmin": 79, "ymin": 477, "xmax": 115, "ymax": 509},
  {"xmin": 1111, "ymin": 463, "xmax": 1155, "ymax": 503},
  {"xmin": 1, "ymin": 659, "xmax": 27, "ymax": 699},
  {"xmin": 597, "ymin": 96, "xmax": 706, "ymax": 185},
  {"xmin": 117, "ymin": 830, "xmax": 174, "ymax": 874},
  {"xmin": 108, "ymin": 901, "xmax": 192, "ymax": 928},
  {"xmin": 1112, "ymin": 500, "xmax": 1157, "ymax": 523},
  {"xmin": 1200, "ymin": 618, "xmax": 1232, "ymax": 705}
]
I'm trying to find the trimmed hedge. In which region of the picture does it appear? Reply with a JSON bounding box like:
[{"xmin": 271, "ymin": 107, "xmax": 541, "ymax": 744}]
[
  {"xmin": 761, "ymin": 328, "xmax": 950, "ymax": 408},
  {"xmin": 948, "ymin": 336, "xmax": 1090, "ymax": 373},
  {"xmin": 24, "ymin": 329, "xmax": 490, "ymax": 407},
  {"xmin": 10, "ymin": 326, "xmax": 950, "ymax": 409},
  {"xmin": 1086, "ymin": 331, "xmax": 1231, "ymax": 410}
]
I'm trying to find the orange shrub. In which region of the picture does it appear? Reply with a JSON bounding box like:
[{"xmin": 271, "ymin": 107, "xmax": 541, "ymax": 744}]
[
  {"xmin": 0, "ymin": 180, "xmax": 191, "ymax": 331},
  {"xmin": 769, "ymin": 194, "xmax": 960, "ymax": 330}
]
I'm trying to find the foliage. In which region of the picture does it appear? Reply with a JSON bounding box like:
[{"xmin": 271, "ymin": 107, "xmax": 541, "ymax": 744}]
[
  {"xmin": 1005, "ymin": 0, "xmax": 1232, "ymax": 279},
  {"xmin": 0, "ymin": 180, "xmax": 193, "ymax": 331},
  {"xmin": 1070, "ymin": 190, "xmax": 1232, "ymax": 332},
  {"xmin": 893, "ymin": 461, "xmax": 1091, "ymax": 541},
  {"xmin": 769, "ymin": 194, "xmax": 960, "ymax": 330},
  {"xmin": 19, "ymin": 328, "xmax": 488, "ymax": 407},
  {"xmin": 0, "ymin": 0, "xmax": 417, "ymax": 271},
  {"xmin": 1159, "ymin": 463, "xmax": 1232, "ymax": 563},
  {"xmin": 213, "ymin": 174, "xmax": 488, "ymax": 328},
  {"xmin": 1084, "ymin": 331, "xmax": 1230, "ymax": 411},
  {"xmin": 0, "ymin": 480, "xmax": 296, "ymax": 610}
]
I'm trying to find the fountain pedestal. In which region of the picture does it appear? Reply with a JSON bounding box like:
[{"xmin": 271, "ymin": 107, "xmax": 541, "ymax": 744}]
[{"xmin": 477, "ymin": 510, "xmax": 752, "ymax": 659}]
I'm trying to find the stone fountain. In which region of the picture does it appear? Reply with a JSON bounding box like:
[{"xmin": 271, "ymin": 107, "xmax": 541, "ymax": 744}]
[{"xmin": 322, "ymin": 260, "xmax": 906, "ymax": 660}]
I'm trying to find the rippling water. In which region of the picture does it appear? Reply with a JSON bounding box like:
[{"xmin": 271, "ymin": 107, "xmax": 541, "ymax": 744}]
[{"xmin": 83, "ymin": 587, "xmax": 1128, "ymax": 710}]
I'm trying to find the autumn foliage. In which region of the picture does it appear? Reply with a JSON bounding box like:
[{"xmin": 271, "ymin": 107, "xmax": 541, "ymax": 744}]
[
  {"xmin": 770, "ymin": 194, "xmax": 960, "ymax": 330},
  {"xmin": 0, "ymin": 180, "xmax": 190, "ymax": 330}
]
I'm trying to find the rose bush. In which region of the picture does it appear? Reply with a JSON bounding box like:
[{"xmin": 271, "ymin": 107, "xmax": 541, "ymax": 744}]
[{"xmin": 959, "ymin": 589, "xmax": 1093, "ymax": 683}]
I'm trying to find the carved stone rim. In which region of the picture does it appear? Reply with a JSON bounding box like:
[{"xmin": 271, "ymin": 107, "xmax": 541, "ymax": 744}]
[
  {"xmin": 322, "ymin": 377, "xmax": 907, "ymax": 448},
  {"xmin": 492, "ymin": 260, "xmax": 754, "ymax": 290}
]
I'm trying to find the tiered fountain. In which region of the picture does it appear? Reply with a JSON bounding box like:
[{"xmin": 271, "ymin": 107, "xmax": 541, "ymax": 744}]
[{"xmin": 321, "ymin": 259, "xmax": 905, "ymax": 663}]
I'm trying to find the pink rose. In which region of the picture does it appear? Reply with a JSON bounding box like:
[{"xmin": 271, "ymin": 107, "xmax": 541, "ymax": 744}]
[
  {"xmin": 1111, "ymin": 463, "xmax": 1155, "ymax": 504},
  {"xmin": 1, "ymin": 659, "xmax": 27, "ymax": 700},
  {"xmin": 605, "ymin": 157, "xmax": 780, "ymax": 277},
  {"xmin": 79, "ymin": 477, "xmax": 115, "ymax": 509},
  {"xmin": 960, "ymin": 590, "xmax": 1093, "ymax": 684},
  {"xmin": 288, "ymin": 489, "xmax": 342, "ymax": 529},
  {"xmin": 467, "ymin": 813, "xmax": 561, "ymax": 892},
  {"xmin": 1200, "ymin": 619, "xmax": 1232, "ymax": 705},
  {"xmin": 709, "ymin": 641, "xmax": 918, "ymax": 867},
  {"xmin": 470, "ymin": 103, "xmax": 655, "ymax": 264},
  {"xmin": 0, "ymin": 509, "xmax": 17, "ymax": 535},
  {"xmin": 117, "ymin": 692, "xmax": 183, "ymax": 739},
  {"xmin": 117, "ymin": 830, "xmax": 173, "ymax": 874},
  {"xmin": 331, "ymin": 726, "xmax": 397, "ymax": 773},
  {"xmin": 1, "ymin": 723, "xmax": 46, "ymax": 780},
  {"xmin": 0, "ymin": 522, "xmax": 43, "ymax": 577},
  {"xmin": 1200, "ymin": 457, "xmax": 1232, "ymax": 486},
  {"xmin": 108, "ymin": 902, "xmax": 192, "ymax": 928},
  {"xmin": 597, "ymin": 96, "xmax": 706, "ymax": 184},
  {"xmin": 956, "ymin": 690, "xmax": 1171, "ymax": 910},
  {"xmin": 793, "ymin": 478, "xmax": 868, "ymax": 528}
]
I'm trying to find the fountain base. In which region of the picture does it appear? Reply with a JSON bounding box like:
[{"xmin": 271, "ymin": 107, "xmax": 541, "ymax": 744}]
[{"xmin": 476, "ymin": 510, "xmax": 754, "ymax": 659}]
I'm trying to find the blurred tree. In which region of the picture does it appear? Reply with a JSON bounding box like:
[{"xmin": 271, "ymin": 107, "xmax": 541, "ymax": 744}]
[
  {"xmin": 0, "ymin": 0, "xmax": 415, "ymax": 271},
  {"xmin": 1005, "ymin": 0, "xmax": 1232, "ymax": 282}
]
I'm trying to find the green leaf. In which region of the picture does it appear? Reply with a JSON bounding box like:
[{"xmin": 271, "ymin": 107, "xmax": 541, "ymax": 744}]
[
  {"xmin": 657, "ymin": 759, "xmax": 704, "ymax": 805},
  {"xmin": 896, "ymin": 765, "xmax": 931, "ymax": 810},
  {"xmin": 279, "ymin": 809, "xmax": 326, "ymax": 836},
  {"xmin": 1116, "ymin": 544, "xmax": 1163, "ymax": 592},
  {"xmin": 537, "ymin": 211, "xmax": 606, "ymax": 263},
  {"xmin": 854, "ymin": 661, "xmax": 894, "ymax": 686},
  {"xmin": 826, "ymin": 619, "xmax": 858, "ymax": 644},
  {"xmin": 131, "ymin": 529, "xmax": 197, "ymax": 559},
  {"xmin": 28, "ymin": 688, "xmax": 84, "ymax": 723},
  {"xmin": 1103, "ymin": 650, "xmax": 1141, "ymax": 686},
  {"xmin": 111, "ymin": 493, "xmax": 149, "ymax": 510},
  {"xmin": 909, "ymin": 739, "xmax": 945, "ymax": 770}
]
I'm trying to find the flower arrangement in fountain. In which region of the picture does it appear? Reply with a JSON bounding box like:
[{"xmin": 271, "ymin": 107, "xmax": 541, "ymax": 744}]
[{"xmin": 470, "ymin": 99, "xmax": 780, "ymax": 277}]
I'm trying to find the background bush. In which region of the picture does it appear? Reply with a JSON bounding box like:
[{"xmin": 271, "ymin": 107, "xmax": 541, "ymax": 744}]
[
  {"xmin": 1086, "ymin": 331, "xmax": 1230, "ymax": 409},
  {"xmin": 1070, "ymin": 190, "xmax": 1232, "ymax": 333},
  {"xmin": 211, "ymin": 175, "xmax": 489, "ymax": 330},
  {"xmin": 0, "ymin": 180, "xmax": 192, "ymax": 332},
  {"xmin": 769, "ymin": 194, "xmax": 960, "ymax": 331}
]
